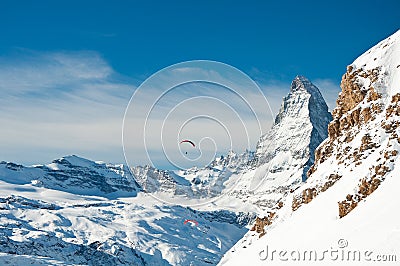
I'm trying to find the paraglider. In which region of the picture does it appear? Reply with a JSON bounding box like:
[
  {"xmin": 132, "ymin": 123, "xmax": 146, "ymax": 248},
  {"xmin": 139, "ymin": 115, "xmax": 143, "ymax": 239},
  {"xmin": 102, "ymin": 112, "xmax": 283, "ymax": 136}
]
[
  {"xmin": 183, "ymin": 219, "xmax": 199, "ymax": 226},
  {"xmin": 180, "ymin": 140, "xmax": 195, "ymax": 154},
  {"xmin": 180, "ymin": 140, "xmax": 195, "ymax": 147}
]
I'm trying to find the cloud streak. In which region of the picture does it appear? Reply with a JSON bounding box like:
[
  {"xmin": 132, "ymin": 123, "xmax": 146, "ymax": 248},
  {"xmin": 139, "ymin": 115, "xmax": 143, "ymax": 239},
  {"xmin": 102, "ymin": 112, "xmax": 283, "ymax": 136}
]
[{"xmin": 0, "ymin": 50, "xmax": 135, "ymax": 164}]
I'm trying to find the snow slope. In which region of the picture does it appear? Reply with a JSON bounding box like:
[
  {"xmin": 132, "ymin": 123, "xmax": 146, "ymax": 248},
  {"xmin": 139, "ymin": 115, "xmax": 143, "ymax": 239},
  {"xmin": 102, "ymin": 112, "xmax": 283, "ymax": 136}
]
[{"xmin": 220, "ymin": 30, "xmax": 400, "ymax": 266}]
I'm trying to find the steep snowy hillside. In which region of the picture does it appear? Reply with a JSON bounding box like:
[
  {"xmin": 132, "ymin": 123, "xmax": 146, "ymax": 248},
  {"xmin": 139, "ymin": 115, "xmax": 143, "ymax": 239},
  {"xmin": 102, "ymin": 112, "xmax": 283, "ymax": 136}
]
[{"xmin": 220, "ymin": 30, "xmax": 400, "ymax": 266}]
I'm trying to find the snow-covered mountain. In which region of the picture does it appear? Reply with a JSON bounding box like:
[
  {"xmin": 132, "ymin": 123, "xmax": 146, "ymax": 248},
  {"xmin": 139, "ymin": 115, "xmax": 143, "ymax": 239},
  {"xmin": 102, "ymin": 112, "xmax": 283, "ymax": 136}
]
[
  {"xmin": 220, "ymin": 30, "xmax": 400, "ymax": 266},
  {"xmin": 254, "ymin": 75, "xmax": 331, "ymax": 179},
  {"xmin": 0, "ymin": 155, "xmax": 140, "ymax": 198}
]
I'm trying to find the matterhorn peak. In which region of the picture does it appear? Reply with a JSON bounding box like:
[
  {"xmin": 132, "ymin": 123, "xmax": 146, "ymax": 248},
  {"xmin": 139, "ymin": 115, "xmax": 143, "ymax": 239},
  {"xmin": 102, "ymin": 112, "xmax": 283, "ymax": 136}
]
[
  {"xmin": 254, "ymin": 75, "xmax": 331, "ymax": 182},
  {"xmin": 289, "ymin": 75, "xmax": 324, "ymax": 98},
  {"xmin": 274, "ymin": 75, "xmax": 330, "ymax": 126}
]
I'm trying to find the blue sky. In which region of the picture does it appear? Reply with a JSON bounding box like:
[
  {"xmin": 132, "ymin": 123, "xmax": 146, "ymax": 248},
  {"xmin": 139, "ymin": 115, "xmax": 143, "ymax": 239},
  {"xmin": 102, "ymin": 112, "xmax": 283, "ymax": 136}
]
[
  {"xmin": 0, "ymin": 0, "xmax": 399, "ymax": 167},
  {"xmin": 2, "ymin": 0, "xmax": 399, "ymax": 80}
]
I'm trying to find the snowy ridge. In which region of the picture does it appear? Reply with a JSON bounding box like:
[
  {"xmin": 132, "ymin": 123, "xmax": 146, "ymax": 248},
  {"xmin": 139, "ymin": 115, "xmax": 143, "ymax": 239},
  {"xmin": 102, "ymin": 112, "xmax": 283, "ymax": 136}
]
[{"xmin": 220, "ymin": 30, "xmax": 400, "ymax": 266}]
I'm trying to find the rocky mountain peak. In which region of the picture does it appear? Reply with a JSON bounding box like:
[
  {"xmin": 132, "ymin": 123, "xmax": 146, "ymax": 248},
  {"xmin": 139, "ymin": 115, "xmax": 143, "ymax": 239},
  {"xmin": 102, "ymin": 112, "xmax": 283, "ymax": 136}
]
[
  {"xmin": 255, "ymin": 76, "xmax": 331, "ymax": 182},
  {"xmin": 291, "ymin": 75, "xmax": 313, "ymax": 92},
  {"xmin": 274, "ymin": 75, "xmax": 330, "ymax": 126}
]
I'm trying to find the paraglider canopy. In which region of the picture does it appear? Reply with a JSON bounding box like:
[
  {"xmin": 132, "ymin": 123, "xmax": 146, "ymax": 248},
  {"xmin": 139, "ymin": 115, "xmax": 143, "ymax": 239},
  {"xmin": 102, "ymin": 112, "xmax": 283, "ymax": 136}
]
[
  {"xmin": 183, "ymin": 219, "xmax": 199, "ymax": 226},
  {"xmin": 180, "ymin": 139, "xmax": 195, "ymax": 147}
]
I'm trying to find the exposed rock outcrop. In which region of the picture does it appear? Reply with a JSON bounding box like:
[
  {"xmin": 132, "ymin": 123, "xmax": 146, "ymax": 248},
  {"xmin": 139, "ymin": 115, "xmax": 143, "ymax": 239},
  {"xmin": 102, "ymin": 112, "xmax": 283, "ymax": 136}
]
[{"xmin": 302, "ymin": 30, "xmax": 400, "ymax": 218}]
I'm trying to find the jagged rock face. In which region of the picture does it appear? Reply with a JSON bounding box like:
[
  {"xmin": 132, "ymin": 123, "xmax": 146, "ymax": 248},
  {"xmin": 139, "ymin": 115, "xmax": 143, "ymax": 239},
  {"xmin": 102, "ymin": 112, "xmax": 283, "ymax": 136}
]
[
  {"xmin": 255, "ymin": 75, "xmax": 331, "ymax": 181},
  {"xmin": 302, "ymin": 30, "xmax": 400, "ymax": 217},
  {"xmin": 249, "ymin": 212, "xmax": 275, "ymax": 238},
  {"xmin": 131, "ymin": 165, "xmax": 174, "ymax": 193},
  {"xmin": 45, "ymin": 157, "xmax": 140, "ymax": 194},
  {"xmin": 325, "ymin": 67, "xmax": 383, "ymax": 141},
  {"xmin": 209, "ymin": 150, "xmax": 254, "ymax": 171}
]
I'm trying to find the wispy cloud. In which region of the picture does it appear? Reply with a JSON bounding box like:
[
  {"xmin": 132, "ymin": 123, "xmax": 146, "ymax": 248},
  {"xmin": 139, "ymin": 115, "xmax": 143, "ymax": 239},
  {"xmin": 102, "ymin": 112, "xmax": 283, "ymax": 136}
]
[
  {"xmin": 0, "ymin": 50, "xmax": 135, "ymax": 164},
  {"xmin": 0, "ymin": 51, "xmax": 112, "ymax": 94}
]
